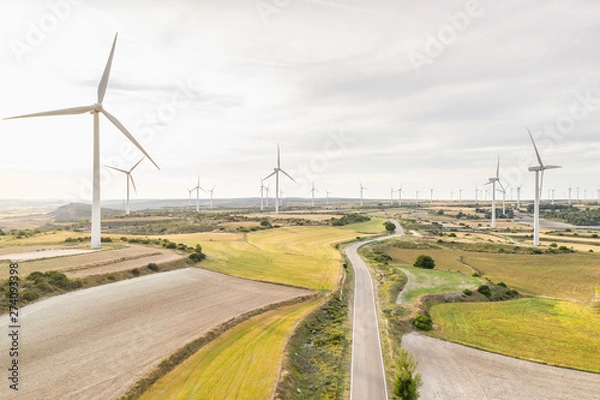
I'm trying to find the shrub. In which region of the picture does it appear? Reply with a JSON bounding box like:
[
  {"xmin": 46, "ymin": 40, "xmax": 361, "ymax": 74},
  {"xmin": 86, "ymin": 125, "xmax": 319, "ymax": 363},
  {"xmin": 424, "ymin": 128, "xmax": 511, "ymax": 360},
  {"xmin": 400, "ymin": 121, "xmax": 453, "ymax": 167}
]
[
  {"xmin": 22, "ymin": 290, "xmax": 40, "ymax": 302},
  {"xmin": 100, "ymin": 237, "xmax": 112, "ymax": 243},
  {"xmin": 131, "ymin": 268, "xmax": 140, "ymax": 276},
  {"xmin": 383, "ymin": 221, "xmax": 396, "ymax": 233},
  {"xmin": 189, "ymin": 252, "xmax": 206, "ymax": 262},
  {"xmin": 463, "ymin": 288, "xmax": 473, "ymax": 295},
  {"xmin": 147, "ymin": 263, "xmax": 159, "ymax": 271},
  {"xmin": 393, "ymin": 349, "xmax": 422, "ymax": 400},
  {"xmin": 498, "ymin": 281, "xmax": 507, "ymax": 288},
  {"xmin": 413, "ymin": 314, "xmax": 433, "ymax": 330},
  {"xmin": 477, "ymin": 284, "xmax": 492, "ymax": 297},
  {"xmin": 260, "ymin": 219, "xmax": 271, "ymax": 227},
  {"xmin": 413, "ymin": 255, "xmax": 435, "ymax": 269}
]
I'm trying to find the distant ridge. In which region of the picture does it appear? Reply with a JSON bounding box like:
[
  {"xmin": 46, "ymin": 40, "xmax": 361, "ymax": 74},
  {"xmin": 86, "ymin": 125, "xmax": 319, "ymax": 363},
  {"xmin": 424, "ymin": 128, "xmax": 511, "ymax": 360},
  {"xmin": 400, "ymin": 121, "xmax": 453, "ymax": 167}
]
[{"xmin": 48, "ymin": 203, "xmax": 121, "ymax": 222}]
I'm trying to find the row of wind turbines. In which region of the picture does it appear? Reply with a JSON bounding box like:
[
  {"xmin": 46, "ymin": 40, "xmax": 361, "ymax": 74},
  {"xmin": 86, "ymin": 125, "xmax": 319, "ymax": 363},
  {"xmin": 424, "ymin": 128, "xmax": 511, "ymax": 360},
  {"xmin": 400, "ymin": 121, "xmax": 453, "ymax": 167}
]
[{"xmin": 1, "ymin": 33, "xmax": 586, "ymax": 250}]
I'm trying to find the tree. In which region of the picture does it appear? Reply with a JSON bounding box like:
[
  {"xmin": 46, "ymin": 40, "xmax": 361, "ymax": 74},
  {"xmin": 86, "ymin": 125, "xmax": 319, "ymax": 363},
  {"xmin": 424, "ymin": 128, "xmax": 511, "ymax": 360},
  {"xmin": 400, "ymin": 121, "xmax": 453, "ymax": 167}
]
[
  {"xmin": 393, "ymin": 349, "xmax": 422, "ymax": 400},
  {"xmin": 384, "ymin": 221, "xmax": 396, "ymax": 233},
  {"xmin": 413, "ymin": 254, "xmax": 435, "ymax": 269}
]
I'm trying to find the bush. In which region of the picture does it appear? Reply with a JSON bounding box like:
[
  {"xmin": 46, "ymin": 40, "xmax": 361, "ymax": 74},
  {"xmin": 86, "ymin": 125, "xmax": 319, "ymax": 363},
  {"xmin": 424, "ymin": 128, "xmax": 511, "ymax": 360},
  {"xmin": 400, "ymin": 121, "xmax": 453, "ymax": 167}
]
[
  {"xmin": 147, "ymin": 263, "xmax": 159, "ymax": 271},
  {"xmin": 463, "ymin": 288, "xmax": 473, "ymax": 296},
  {"xmin": 383, "ymin": 221, "xmax": 396, "ymax": 233},
  {"xmin": 131, "ymin": 268, "xmax": 140, "ymax": 276},
  {"xmin": 413, "ymin": 255, "xmax": 435, "ymax": 269},
  {"xmin": 22, "ymin": 290, "xmax": 40, "ymax": 302},
  {"xmin": 477, "ymin": 284, "xmax": 492, "ymax": 297},
  {"xmin": 260, "ymin": 219, "xmax": 271, "ymax": 227},
  {"xmin": 498, "ymin": 281, "xmax": 507, "ymax": 288},
  {"xmin": 413, "ymin": 314, "xmax": 433, "ymax": 330},
  {"xmin": 189, "ymin": 252, "xmax": 206, "ymax": 262},
  {"xmin": 393, "ymin": 349, "xmax": 422, "ymax": 400}
]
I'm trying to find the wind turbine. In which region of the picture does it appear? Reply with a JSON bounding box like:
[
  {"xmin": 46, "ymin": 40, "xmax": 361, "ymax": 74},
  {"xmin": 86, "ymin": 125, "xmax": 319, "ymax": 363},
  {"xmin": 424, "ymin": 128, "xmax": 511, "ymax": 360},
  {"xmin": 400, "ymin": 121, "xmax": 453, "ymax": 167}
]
[
  {"xmin": 310, "ymin": 182, "xmax": 319, "ymax": 207},
  {"xmin": 528, "ymin": 129, "xmax": 561, "ymax": 246},
  {"xmin": 325, "ymin": 189, "xmax": 331, "ymax": 205},
  {"xmin": 450, "ymin": 190, "xmax": 454, "ymax": 203},
  {"xmin": 104, "ymin": 157, "xmax": 144, "ymax": 215},
  {"xmin": 265, "ymin": 184, "xmax": 270, "ymax": 207},
  {"xmin": 551, "ymin": 188, "xmax": 555, "ymax": 205},
  {"xmin": 359, "ymin": 182, "xmax": 367, "ymax": 207},
  {"xmin": 263, "ymin": 144, "xmax": 295, "ymax": 214},
  {"xmin": 390, "ymin": 186, "xmax": 395, "ymax": 206},
  {"xmin": 259, "ymin": 178, "xmax": 266, "ymax": 211},
  {"xmin": 398, "ymin": 185, "xmax": 403, "ymax": 206},
  {"xmin": 459, "ymin": 188, "xmax": 463, "ymax": 205},
  {"xmin": 499, "ymin": 183, "xmax": 509, "ymax": 216},
  {"xmin": 188, "ymin": 187, "xmax": 193, "ymax": 207},
  {"xmin": 516, "ymin": 185, "xmax": 522, "ymax": 209},
  {"xmin": 279, "ymin": 188, "xmax": 284, "ymax": 207},
  {"xmin": 3, "ymin": 33, "xmax": 159, "ymax": 249},
  {"xmin": 568, "ymin": 185, "xmax": 572, "ymax": 205},
  {"xmin": 430, "ymin": 188, "xmax": 434, "ymax": 206},
  {"xmin": 190, "ymin": 176, "xmax": 204, "ymax": 212},
  {"xmin": 415, "ymin": 189, "xmax": 419, "ymax": 206},
  {"xmin": 206, "ymin": 185, "xmax": 216, "ymax": 209},
  {"xmin": 485, "ymin": 155, "xmax": 501, "ymax": 228},
  {"xmin": 475, "ymin": 187, "xmax": 479, "ymax": 202}
]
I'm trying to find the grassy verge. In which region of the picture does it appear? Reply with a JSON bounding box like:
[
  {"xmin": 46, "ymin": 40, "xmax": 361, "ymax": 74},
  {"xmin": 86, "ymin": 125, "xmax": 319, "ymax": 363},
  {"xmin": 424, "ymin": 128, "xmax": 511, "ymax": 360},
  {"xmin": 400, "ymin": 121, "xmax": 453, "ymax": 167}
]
[
  {"xmin": 274, "ymin": 261, "xmax": 354, "ymax": 399},
  {"xmin": 395, "ymin": 266, "xmax": 481, "ymax": 303},
  {"xmin": 430, "ymin": 298, "xmax": 600, "ymax": 372},
  {"xmin": 134, "ymin": 296, "xmax": 320, "ymax": 400},
  {"xmin": 341, "ymin": 217, "xmax": 387, "ymax": 234}
]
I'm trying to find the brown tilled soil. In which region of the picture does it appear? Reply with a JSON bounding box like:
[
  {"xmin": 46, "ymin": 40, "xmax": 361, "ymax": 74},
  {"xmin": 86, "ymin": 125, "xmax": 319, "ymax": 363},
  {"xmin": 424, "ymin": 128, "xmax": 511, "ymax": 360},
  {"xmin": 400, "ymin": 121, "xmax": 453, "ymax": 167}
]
[
  {"xmin": 0, "ymin": 268, "xmax": 309, "ymax": 400},
  {"xmin": 402, "ymin": 332, "xmax": 600, "ymax": 400}
]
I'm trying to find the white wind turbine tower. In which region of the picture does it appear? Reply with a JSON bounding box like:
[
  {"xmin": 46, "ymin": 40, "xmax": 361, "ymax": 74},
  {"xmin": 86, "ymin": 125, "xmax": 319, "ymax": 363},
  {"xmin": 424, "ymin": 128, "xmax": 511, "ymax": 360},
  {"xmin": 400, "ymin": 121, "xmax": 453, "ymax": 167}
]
[
  {"xmin": 190, "ymin": 176, "xmax": 204, "ymax": 212},
  {"xmin": 188, "ymin": 188, "xmax": 193, "ymax": 207},
  {"xmin": 459, "ymin": 188, "xmax": 463, "ymax": 205},
  {"xmin": 398, "ymin": 185, "xmax": 403, "ymax": 206},
  {"xmin": 528, "ymin": 129, "xmax": 561, "ymax": 246},
  {"xmin": 551, "ymin": 188, "xmax": 556, "ymax": 205},
  {"xmin": 3, "ymin": 33, "xmax": 159, "ymax": 249},
  {"xmin": 265, "ymin": 184, "xmax": 270, "ymax": 207},
  {"xmin": 568, "ymin": 185, "xmax": 572, "ymax": 205},
  {"xmin": 279, "ymin": 189, "xmax": 284, "ymax": 207},
  {"xmin": 105, "ymin": 157, "xmax": 144, "ymax": 215},
  {"xmin": 310, "ymin": 182, "xmax": 319, "ymax": 207},
  {"xmin": 390, "ymin": 186, "xmax": 395, "ymax": 206},
  {"xmin": 415, "ymin": 189, "xmax": 419, "ymax": 206},
  {"xmin": 450, "ymin": 190, "xmax": 454, "ymax": 203},
  {"xmin": 206, "ymin": 185, "xmax": 216, "ymax": 209},
  {"xmin": 259, "ymin": 178, "xmax": 266, "ymax": 211},
  {"xmin": 325, "ymin": 189, "xmax": 331, "ymax": 205},
  {"xmin": 430, "ymin": 188, "xmax": 434, "ymax": 206},
  {"xmin": 485, "ymin": 155, "xmax": 501, "ymax": 228},
  {"xmin": 264, "ymin": 144, "xmax": 296, "ymax": 214},
  {"xmin": 359, "ymin": 182, "xmax": 367, "ymax": 207},
  {"xmin": 475, "ymin": 187, "xmax": 479, "ymax": 202},
  {"xmin": 500, "ymin": 183, "xmax": 509, "ymax": 216},
  {"xmin": 516, "ymin": 185, "xmax": 522, "ymax": 209}
]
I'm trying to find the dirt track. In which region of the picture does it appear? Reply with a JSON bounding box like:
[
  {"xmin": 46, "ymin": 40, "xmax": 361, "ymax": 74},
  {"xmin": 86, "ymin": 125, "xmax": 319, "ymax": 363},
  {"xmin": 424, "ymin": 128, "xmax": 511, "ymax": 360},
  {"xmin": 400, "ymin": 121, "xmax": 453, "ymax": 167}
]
[
  {"xmin": 0, "ymin": 268, "xmax": 309, "ymax": 400},
  {"xmin": 402, "ymin": 332, "xmax": 600, "ymax": 400}
]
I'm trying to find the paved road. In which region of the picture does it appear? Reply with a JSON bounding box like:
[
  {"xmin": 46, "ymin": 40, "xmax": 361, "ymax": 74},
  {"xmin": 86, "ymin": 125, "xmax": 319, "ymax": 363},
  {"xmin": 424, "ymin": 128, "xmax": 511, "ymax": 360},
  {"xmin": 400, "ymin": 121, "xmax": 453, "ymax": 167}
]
[{"xmin": 348, "ymin": 220, "xmax": 403, "ymax": 400}]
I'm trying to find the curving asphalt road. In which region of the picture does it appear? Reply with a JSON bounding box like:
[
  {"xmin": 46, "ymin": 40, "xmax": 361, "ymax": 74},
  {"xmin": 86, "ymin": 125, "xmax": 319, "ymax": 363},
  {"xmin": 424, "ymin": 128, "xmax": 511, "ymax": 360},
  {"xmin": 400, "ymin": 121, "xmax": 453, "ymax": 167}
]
[{"xmin": 348, "ymin": 220, "xmax": 404, "ymax": 400}]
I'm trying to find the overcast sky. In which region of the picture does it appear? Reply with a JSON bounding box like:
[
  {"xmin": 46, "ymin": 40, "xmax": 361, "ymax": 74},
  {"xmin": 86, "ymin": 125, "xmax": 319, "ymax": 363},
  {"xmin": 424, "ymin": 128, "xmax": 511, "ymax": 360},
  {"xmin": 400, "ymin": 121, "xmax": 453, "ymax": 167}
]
[{"xmin": 1, "ymin": 0, "xmax": 599, "ymax": 203}]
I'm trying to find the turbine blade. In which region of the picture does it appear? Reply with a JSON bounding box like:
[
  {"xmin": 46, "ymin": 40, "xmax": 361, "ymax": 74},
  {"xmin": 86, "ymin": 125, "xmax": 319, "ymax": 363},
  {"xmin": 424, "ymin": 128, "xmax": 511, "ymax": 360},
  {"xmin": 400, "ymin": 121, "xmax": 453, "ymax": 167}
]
[
  {"xmin": 98, "ymin": 33, "xmax": 118, "ymax": 104},
  {"xmin": 277, "ymin": 143, "xmax": 281, "ymax": 168},
  {"xmin": 527, "ymin": 127, "xmax": 544, "ymax": 167},
  {"xmin": 544, "ymin": 165, "xmax": 562, "ymax": 170},
  {"xmin": 4, "ymin": 105, "xmax": 95, "ymax": 119},
  {"xmin": 280, "ymin": 169, "xmax": 296, "ymax": 183},
  {"xmin": 102, "ymin": 109, "xmax": 160, "ymax": 170},
  {"xmin": 130, "ymin": 174, "xmax": 138, "ymax": 195},
  {"xmin": 104, "ymin": 165, "xmax": 128, "ymax": 174},
  {"xmin": 264, "ymin": 171, "xmax": 277, "ymax": 180},
  {"xmin": 540, "ymin": 170, "xmax": 545, "ymax": 195},
  {"xmin": 129, "ymin": 157, "xmax": 145, "ymax": 172},
  {"xmin": 496, "ymin": 155, "xmax": 500, "ymax": 178}
]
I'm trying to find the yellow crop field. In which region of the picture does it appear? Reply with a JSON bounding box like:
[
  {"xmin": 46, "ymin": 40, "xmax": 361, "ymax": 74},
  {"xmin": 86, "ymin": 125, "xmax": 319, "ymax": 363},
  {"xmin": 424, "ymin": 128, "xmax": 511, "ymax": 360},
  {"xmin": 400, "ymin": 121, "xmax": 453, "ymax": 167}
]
[
  {"xmin": 341, "ymin": 217, "xmax": 387, "ymax": 234},
  {"xmin": 156, "ymin": 226, "xmax": 358, "ymax": 291},
  {"xmin": 430, "ymin": 298, "xmax": 600, "ymax": 372},
  {"xmin": 140, "ymin": 298, "xmax": 321, "ymax": 400},
  {"xmin": 0, "ymin": 231, "xmax": 89, "ymax": 246}
]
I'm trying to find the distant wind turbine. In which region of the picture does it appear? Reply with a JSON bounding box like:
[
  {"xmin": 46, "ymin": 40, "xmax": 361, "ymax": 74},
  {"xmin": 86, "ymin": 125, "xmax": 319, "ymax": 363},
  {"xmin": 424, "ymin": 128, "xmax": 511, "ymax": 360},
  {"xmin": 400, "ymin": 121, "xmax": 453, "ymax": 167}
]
[
  {"xmin": 259, "ymin": 178, "xmax": 266, "ymax": 211},
  {"xmin": 263, "ymin": 144, "xmax": 295, "ymax": 214},
  {"xmin": 568, "ymin": 185, "xmax": 572, "ymax": 205},
  {"xmin": 310, "ymin": 182, "xmax": 319, "ymax": 207},
  {"xmin": 206, "ymin": 185, "xmax": 216, "ymax": 209},
  {"xmin": 415, "ymin": 189, "xmax": 419, "ymax": 206},
  {"xmin": 516, "ymin": 185, "xmax": 522, "ymax": 209},
  {"xmin": 325, "ymin": 189, "xmax": 331, "ymax": 205},
  {"xmin": 485, "ymin": 155, "xmax": 501, "ymax": 228},
  {"xmin": 528, "ymin": 128, "xmax": 561, "ymax": 246},
  {"xmin": 459, "ymin": 188, "xmax": 463, "ymax": 205},
  {"xmin": 104, "ymin": 157, "xmax": 144, "ymax": 215},
  {"xmin": 359, "ymin": 182, "xmax": 367, "ymax": 207},
  {"xmin": 390, "ymin": 186, "xmax": 395, "ymax": 206},
  {"xmin": 3, "ymin": 33, "xmax": 159, "ymax": 249},
  {"xmin": 475, "ymin": 187, "xmax": 479, "ymax": 202},
  {"xmin": 190, "ymin": 176, "xmax": 205, "ymax": 212},
  {"xmin": 398, "ymin": 185, "xmax": 403, "ymax": 206},
  {"xmin": 265, "ymin": 184, "xmax": 270, "ymax": 207},
  {"xmin": 430, "ymin": 188, "xmax": 434, "ymax": 206}
]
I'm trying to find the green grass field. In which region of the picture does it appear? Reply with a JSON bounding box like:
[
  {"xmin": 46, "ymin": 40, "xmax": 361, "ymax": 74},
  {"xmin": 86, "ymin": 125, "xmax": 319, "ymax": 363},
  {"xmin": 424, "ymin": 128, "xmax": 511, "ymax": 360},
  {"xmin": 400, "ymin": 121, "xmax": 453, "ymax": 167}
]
[
  {"xmin": 140, "ymin": 298, "xmax": 321, "ymax": 400},
  {"xmin": 374, "ymin": 239, "xmax": 600, "ymax": 301},
  {"xmin": 341, "ymin": 217, "xmax": 387, "ymax": 234},
  {"xmin": 395, "ymin": 266, "xmax": 481, "ymax": 303},
  {"xmin": 430, "ymin": 298, "xmax": 600, "ymax": 372},
  {"xmin": 157, "ymin": 226, "xmax": 359, "ymax": 291}
]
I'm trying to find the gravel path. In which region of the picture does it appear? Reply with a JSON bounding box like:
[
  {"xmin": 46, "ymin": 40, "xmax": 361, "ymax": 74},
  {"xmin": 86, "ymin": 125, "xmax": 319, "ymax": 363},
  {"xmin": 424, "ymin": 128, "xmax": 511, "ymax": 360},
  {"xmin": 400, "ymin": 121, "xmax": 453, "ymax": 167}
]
[{"xmin": 402, "ymin": 332, "xmax": 600, "ymax": 400}]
